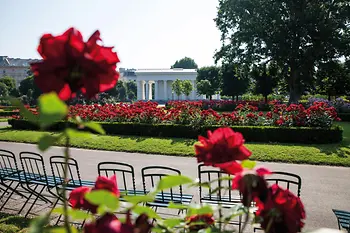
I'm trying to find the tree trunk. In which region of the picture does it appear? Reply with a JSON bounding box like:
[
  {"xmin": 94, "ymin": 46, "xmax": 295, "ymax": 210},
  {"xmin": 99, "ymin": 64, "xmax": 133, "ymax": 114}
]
[
  {"xmin": 236, "ymin": 95, "xmax": 239, "ymax": 101},
  {"xmin": 264, "ymin": 95, "xmax": 268, "ymax": 104},
  {"xmin": 232, "ymin": 95, "xmax": 235, "ymax": 100},
  {"xmin": 209, "ymin": 95, "xmax": 212, "ymax": 100}
]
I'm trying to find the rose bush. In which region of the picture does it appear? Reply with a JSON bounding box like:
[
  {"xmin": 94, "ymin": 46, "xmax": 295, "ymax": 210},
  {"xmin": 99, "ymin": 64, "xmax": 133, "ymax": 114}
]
[{"xmin": 13, "ymin": 101, "xmax": 340, "ymax": 128}]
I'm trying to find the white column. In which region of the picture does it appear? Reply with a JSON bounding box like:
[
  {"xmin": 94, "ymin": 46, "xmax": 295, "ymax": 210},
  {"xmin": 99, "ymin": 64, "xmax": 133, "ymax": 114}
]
[
  {"xmin": 163, "ymin": 80, "xmax": 167, "ymax": 100},
  {"xmin": 155, "ymin": 81, "xmax": 159, "ymax": 100},
  {"xmin": 137, "ymin": 81, "xmax": 142, "ymax": 100},
  {"xmin": 148, "ymin": 81, "xmax": 153, "ymax": 100},
  {"xmin": 145, "ymin": 81, "xmax": 149, "ymax": 100},
  {"xmin": 137, "ymin": 81, "xmax": 145, "ymax": 100},
  {"xmin": 191, "ymin": 80, "xmax": 196, "ymax": 100}
]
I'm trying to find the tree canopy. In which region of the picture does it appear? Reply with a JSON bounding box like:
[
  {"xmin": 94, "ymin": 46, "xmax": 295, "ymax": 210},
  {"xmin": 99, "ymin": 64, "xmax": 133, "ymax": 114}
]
[
  {"xmin": 182, "ymin": 80, "xmax": 193, "ymax": 98},
  {"xmin": 171, "ymin": 79, "xmax": 183, "ymax": 99},
  {"xmin": 316, "ymin": 61, "xmax": 350, "ymax": 99},
  {"xmin": 196, "ymin": 66, "xmax": 221, "ymax": 94},
  {"xmin": 19, "ymin": 76, "xmax": 42, "ymax": 103},
  {"xmin": 221, "ymin": 64, "xmax": 250, "ymax": 100},
  {"xmin": 215, "ymin": 0, "xmax": 350, "ymax": 103},
  {"xmin": 171, "ymin": 57, "xmax": 198, "ymax": 69},
  {"xmin": 196, "ymin": 80, "xmax": 215, "ymax": 100}
]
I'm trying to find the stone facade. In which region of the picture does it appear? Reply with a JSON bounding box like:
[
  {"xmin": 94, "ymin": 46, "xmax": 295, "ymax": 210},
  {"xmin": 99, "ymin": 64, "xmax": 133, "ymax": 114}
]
[{"xmin": 0, "ymin": 56, "xmax": 40, "ymax": 87}]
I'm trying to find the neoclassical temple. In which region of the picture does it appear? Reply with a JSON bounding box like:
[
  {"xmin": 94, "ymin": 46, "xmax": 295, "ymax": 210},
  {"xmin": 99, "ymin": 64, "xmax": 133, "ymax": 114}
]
[{"xmin": 120, "ymin": 68, "xmax": 218, "ymax": 101}]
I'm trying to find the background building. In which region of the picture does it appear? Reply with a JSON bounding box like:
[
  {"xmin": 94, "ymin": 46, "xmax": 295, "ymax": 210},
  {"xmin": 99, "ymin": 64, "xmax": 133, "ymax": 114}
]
[
  {"xmin": 119, "ymin": 67, "xmax": 220, "ymax": 101},
  {"xmin": 0, "ymin": 56, "xmax": 40, "ymax": 87}
]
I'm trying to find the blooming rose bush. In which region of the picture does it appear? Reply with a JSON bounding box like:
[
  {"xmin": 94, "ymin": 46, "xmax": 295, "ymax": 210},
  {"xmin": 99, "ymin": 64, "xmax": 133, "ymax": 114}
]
[{"xmin": 14, "ymin": 101, "xmax": 340, "ymax": 128}]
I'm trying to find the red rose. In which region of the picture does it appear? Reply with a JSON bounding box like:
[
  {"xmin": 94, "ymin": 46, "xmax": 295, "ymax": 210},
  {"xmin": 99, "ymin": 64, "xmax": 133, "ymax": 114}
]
[
  {"xmin": 30, "ymin": 27, "xmax": 120, "ymax": 101},
  {"xmin": 195, "ymin": 128, "xmax": 252, "ymax": 167},
  {"xmin": 94, "ymin": 175, "xmax": 120, "ymax": 197},
  {"xmin": 84, "ymin": 212, "xmax": 152, "ymax": 233},
  {"xmin": 232, "ymin": 167, "xmax": 271, "ymax": 207},
  {"xmin": 69, "ymin": 186, "xmax": 95, "ymax": 211},
  {"xmin": 255, "ymin": 184, "xmax": 306, "ymax": 233},
  {"xmin": 186, "ymin": 213, "xmax": 215, "ymax": 231}
]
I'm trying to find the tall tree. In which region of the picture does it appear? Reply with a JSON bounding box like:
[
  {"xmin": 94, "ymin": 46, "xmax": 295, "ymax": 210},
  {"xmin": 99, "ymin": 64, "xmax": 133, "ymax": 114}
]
[
  {"xmin": 0, "ymin": 83, "xmax": 9, "ymax": 97},
  {"xmin": 215, "ymin": 0, "xmax": 350, "ymax": 103},
  {"xmin": 221, "ymin": 64, "xmax": 250, "ymax": 101},
  {"xmin": 182, "ymin": 80, "xmax": 193, "ymax": 99},
  {"xmin": 125, "ymin": 81, "xmax": 137, "ymax": 101},
  {"xmin": 196, "ymin": 66, "xmax": 221, "ymax": 94},
  {"xmin": 0, "ymin": 76, "xmax": 16, "ymax": 90},
  {"xmin": 171, "ymin": 57, "xmax": 198, "ymax": 69},
  {"xmin": 252, "ymin": 65, "xmax": 279, "ymax": 103},
  {"xmin": 171, "ymin": 79, "xmax": 184, "ymax": 99},
  {"xmin": 19, "ymin": 76, "xmax": 42, "ymax": 102},
  {"xmin": 316, "ymin": 61, "xmax": 350, "ymax": 99},
  {"xmin": 196, "ymin": 80, "xmax": 215, "ymax": 100}
]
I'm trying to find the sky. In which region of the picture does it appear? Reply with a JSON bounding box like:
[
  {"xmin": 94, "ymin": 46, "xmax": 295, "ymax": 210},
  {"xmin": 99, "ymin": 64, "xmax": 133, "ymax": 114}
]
[{"xmin": 0, "ymin": 0, "xmax": 222, "ymax": 69}]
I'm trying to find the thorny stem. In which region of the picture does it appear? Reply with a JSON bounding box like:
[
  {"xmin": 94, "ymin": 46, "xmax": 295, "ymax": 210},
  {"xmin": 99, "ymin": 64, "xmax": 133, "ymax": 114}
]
[{"xmin": 63, "ymin": 134, "xmax": 72, "ymax": 233}]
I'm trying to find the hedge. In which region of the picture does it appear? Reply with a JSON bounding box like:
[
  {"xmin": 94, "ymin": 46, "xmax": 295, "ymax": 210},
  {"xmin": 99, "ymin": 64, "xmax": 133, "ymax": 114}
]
[
  {"xmin": 8, "ymin": 119, "xmax": 342, "ymax": 144},
  {"xmin": 0, "ymin": 111, "xmax": 19, "ymax": 117},
  {"xmin": 339, "ymin": 113, "xmax": 350, "ymax": 122}
]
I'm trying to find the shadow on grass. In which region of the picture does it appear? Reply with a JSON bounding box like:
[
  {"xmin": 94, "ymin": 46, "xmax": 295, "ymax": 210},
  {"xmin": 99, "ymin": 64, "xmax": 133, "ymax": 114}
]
[
  {"xmin": 118, "ymin": 134, "xmax": 196, "ymax": 146},
  {"xmin": 315, "ymin": 143, "xmax": 350, "ymax": 158},
  {"xmin": 0, "ymin": 212, "xmax": 31, "ymax": 230}
]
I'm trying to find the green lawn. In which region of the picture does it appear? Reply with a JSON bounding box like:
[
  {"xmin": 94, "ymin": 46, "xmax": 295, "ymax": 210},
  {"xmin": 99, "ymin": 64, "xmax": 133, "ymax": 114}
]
[
  {"xmin": 0, "ymin": 122, "xmax": 349, "ymax": 166},
  {"xmin": 0, "ymin": 212, "xmax": 30, "ymax": 232},
  {"xmin": 0, "ymin": 118, "xmax": 9, "ymax": 122}
]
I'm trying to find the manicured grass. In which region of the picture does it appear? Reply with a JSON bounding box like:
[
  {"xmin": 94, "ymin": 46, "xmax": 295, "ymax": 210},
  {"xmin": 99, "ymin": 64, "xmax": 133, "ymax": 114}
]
[
  {"xmin": 0, "ymin": 212, "xmax": 31, "ymax": 232},
  {"xmin": 0, "ymin": 122, "xmax": 349, "ymax": 166},
  {"xmin": 0, "ymin": 118, "xmax": 9, "ymax": 122}
]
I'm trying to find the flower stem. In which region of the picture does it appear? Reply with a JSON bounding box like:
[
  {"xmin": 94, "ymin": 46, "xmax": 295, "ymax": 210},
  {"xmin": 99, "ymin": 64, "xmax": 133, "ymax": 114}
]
[{"xmin": 63, "ymin": 134, "xmax": 72, "ymax": 233}]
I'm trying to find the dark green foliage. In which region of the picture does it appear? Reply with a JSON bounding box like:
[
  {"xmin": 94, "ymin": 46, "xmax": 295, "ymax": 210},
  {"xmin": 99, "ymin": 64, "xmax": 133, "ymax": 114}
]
[
  {"xmin": 339, "ymin": 113, "xmax": 350, "ymax": 122},
  {"xmin": 9, "ymin": 119, "xmax": 342, "ymax": 144},
  {"xmin": 316, "ymin": 61, "xmax": 350, "ymax": 99},
  {"xmin": 0, "ymin": 83, "xmax": 9, "ymax": 97},
  {"xmin": 215, "ymin": 0, "xmax": 350, "ymax": 103},
  {"xmin": 0, "ymin": 111, "xmax": 19, "ymax": 117},
  {"xmin": 196, "ymin": 80, "xmax": 214, "ymax": 99},
  {"xmin": 196, "ymin": 66, "xmax": 221, "ymax": 94},
  {"xmin": 221, "ymin": 64, "xmax": 250, "ymax": 100},
  {"xmin": 19, "ymin": 75, "xmax": 42, "ymax": 104},
  {"xmin": 171, "ymin": 57, "xmax": 198, "ymax": 69},
  {"xmin": 252, "ymin": 65, "xmax": 280, "ymax": 103}
]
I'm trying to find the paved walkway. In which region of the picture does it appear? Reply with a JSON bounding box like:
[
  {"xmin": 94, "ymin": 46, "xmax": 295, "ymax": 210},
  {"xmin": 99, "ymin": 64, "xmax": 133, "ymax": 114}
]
[{"xmin": 0, "ymin": 141, "xmax": 349, "ymax": 231}]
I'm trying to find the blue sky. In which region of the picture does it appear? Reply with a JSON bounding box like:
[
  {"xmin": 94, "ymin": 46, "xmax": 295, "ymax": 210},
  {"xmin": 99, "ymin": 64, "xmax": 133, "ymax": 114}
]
[{"xmin": 0, "ymin": 0, "xmax": 221, "ymax": 69}]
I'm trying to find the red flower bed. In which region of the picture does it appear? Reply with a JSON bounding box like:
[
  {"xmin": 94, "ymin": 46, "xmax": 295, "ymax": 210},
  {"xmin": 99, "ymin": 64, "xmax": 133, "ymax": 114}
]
[{"xmin": 13, "ymin": 101, "xmax": 339, "ymax": 128}]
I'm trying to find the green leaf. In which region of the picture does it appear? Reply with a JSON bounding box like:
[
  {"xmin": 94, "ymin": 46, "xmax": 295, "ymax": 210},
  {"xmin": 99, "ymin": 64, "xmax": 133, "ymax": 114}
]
[
  {"xmin": 65, "ymin": 128, "xmax": 92, "ymax": 139},
  {"xmin": 28, "ymin": 214, "xmax": 49, "ymax": 233},
  {"xmin": 38, "ymin": 92, "xmax": 68, "ymax": 128},
  {"xmin": 188, "ymin": 205, "xmax": 213, "ymax": 216},
  {"xmin": 122, "ymin": 194, "xmax": 155, "ymax": 204},
  {"xmin": 10, "ymin": 98, "xmax": 38, "ymax": 123},
  {"xmin": 38, "ymin": 134, "xmax": 62, "ymax": 152},
  {"xmin": 162, "ymin": 218, "xmax": 183, "ymax": 228},
  {"xmin": 85, "ymin": 190, "xmax": 119, "ymax": 211},
  {"xmin": 156, "ymin": 175, "xmax": 193, "ymax": 192},
  {"xmin": 83, "ymin": 122, "xmax": 105, "ymax": 135},
  {"xmin": 132, "ymin": 205, "xmax": 161, "ymax": 219},
  {"xmin": 48, "ymin": 226, "xmax": 78, "ymax": 233},
  {"xmin": 241, "ymin": 160, "xmax": 257, "ymax": 169},
  {"xmin": 168, "ymin": 202, "xmax": 188, "ymax": 210},
  {"xmin": 52, "ymin": 207, "xmax": 93, "ymax": 220}
]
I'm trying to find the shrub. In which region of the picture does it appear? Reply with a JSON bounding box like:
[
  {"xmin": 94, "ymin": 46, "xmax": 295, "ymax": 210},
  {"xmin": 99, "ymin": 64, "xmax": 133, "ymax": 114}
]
[
  {"xmin": 338, "ymin": 113, "xmax": 350, "ymax": 122},
  {"xmin": 8, "ymin": 119, "xmax": 343, "ymax": 144}
]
